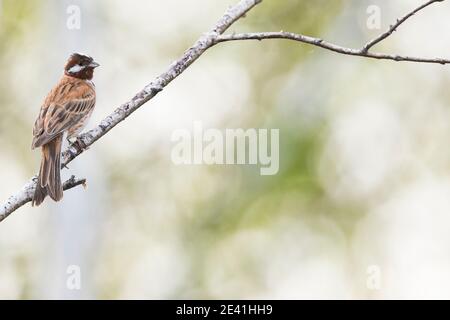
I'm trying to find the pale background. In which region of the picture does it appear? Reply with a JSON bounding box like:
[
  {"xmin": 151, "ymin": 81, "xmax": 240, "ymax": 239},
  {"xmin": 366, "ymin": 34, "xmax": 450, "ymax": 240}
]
[{"xmin": 1, "ymin": 0, "xmax": 450, "ymax": 299}]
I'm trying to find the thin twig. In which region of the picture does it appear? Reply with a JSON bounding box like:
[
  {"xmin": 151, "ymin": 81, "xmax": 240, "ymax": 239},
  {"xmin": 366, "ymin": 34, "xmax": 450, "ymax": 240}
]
[
  {"xmin": 0, "ymin": 176, "xmax": 86, "ymax": 222},
  {"xmin": 215, "ymin": 0, "xmax": 449, "ymax": 64},
  {"xmin": 362, "ymin": 0, "xmax": 445, "ymax": 53},
  {"xmin": 61, "ymin": 0, "xmax": 263, "ymax": 169},
  {"xmin": 0, "ymin": 0, "xmax": 262, "ymax": 221},
  {"xmin": 215, "ymin": 31, "xmax": 450, "ymax": 65}
]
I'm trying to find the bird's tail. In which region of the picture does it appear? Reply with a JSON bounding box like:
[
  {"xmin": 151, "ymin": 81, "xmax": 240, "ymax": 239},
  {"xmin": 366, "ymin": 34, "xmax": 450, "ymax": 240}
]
[{"xmin": 32, "ymin": 134, "xmax": 63, "ymax": 206}]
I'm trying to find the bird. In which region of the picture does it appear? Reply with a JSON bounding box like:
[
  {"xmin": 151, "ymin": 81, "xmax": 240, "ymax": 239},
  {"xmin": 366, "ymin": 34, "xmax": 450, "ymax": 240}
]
[{"xmin": 31, "ymin": 53, "xmax": 99, "ymax": 206}]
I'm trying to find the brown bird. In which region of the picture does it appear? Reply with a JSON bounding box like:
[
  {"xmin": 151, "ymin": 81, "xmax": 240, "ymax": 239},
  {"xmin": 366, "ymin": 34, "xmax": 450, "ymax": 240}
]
[{"xmin": 31, "ymin": 53, "xmax": 99, "ymax": 206}]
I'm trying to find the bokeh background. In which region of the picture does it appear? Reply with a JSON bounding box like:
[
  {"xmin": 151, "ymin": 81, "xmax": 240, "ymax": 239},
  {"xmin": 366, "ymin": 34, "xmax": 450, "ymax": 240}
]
[{"xmin": 1, "ymin": 0, "xmax": 450, "ymax": 299}]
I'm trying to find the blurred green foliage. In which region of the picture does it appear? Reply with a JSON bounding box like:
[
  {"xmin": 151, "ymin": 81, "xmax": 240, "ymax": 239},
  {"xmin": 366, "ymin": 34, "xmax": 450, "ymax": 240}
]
[{"xmin": 0, "ymin": 0, "xmax": 41, "ymax": 167}]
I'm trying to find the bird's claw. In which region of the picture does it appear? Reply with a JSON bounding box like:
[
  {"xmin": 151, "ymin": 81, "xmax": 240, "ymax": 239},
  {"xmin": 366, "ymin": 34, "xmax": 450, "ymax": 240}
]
[{"xmin": 72, "ymin": 137, "xmax": 88, "ymax": 152}]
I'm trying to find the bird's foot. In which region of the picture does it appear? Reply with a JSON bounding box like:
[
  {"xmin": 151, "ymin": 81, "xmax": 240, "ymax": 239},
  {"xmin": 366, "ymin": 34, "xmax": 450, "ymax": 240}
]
[{"xmin": 73, "ymin": 137, "xmax": 88, "ymax": 152}]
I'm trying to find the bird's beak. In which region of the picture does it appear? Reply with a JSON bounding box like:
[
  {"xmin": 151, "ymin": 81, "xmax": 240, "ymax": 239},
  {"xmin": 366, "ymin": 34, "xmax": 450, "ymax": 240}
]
[{"xmin": 89, "ymin": 61, "xmax": 100, "ymax": 68}]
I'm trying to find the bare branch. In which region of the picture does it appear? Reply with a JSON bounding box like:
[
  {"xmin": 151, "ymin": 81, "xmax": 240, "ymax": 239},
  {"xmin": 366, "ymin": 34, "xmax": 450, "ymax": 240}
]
[
  {"xmin": 0, "ymin": 176, "xmax": 86, "ymax": 222},
  {"xmin": 61, "ymin": 0, "xmax": 263, "ymax": 169},
  {"xmin": 215, "ymin": 0, "xmax": 449, "ymax": 64},
  {"xmin": 215, "ymin": 31, "xmax": 450, "ymax": 65},
  {"xmin": 362, "ymin": 0, "xmax": 445, "ymax": 53},
  {"xmin": 0, "ymin": 0, "xmax": 262, "ymax": 222},
  {"xmin": 1, "ymin": 0, "xmax": 448, "ymax": 221}
]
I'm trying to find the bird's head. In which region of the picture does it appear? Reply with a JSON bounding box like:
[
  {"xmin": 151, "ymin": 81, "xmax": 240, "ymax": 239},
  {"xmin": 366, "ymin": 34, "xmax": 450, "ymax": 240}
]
[{"xmin": 64, "ymin": 53, "xmax": 99, "ymax": 80}]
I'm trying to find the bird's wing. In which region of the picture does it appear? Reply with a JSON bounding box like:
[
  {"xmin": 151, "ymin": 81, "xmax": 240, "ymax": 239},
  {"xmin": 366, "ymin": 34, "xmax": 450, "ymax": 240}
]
[{"xmin": 32, "ymin": 79, "xmax": 95, "ymax": 149}]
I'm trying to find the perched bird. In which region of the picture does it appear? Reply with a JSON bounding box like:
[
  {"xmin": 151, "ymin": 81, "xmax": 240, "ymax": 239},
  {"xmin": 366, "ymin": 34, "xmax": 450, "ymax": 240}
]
[{"xmin": 31, "ymin": 53, "xmax": 99, "ymax": 206}]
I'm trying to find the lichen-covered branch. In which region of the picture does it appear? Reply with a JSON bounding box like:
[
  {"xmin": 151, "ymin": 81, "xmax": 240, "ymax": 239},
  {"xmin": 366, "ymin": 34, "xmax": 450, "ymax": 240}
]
[{"xmin": 1, "ymin": 0, "xmax": 448, "ymax": 222}]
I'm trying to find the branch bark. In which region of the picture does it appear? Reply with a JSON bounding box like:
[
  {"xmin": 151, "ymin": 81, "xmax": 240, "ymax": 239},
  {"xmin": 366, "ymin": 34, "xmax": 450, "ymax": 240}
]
[{"xmin": 1, "ymin": 0, "xmax": 448, "ymax": 222}]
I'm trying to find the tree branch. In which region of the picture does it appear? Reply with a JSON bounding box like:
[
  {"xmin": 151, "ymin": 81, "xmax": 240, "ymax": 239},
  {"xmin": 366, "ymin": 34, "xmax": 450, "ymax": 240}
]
[
  {"xmin": 1, "ymin": 0, "xmax": 448, "ymax": 222},
  {"xmin": 0, "ymin": 176, "xmax": 86, "ymax": 222},
  {"xmin": 362, "ymin": 0, "xmax": 444, "ymax": 53},
  {"xmin": 0, "ymin": 0, "xmax": 263, "ymax": 221},
  {"xmin": 215, "ymin": 31, "xmax": 450, "ymax": 65},
  {"xmin": 215, "ymin": 0, "xmax": 449, "ymax": 64},
  {"xmin": 61, "ymin": 0, "xmax": 263, "ymax": 168}
]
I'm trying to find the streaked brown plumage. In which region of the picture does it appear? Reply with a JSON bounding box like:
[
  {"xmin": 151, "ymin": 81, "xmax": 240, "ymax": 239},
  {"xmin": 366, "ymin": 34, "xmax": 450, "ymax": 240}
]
[{"xmin": 32, "ymin": 53, "xmax": 99, "ymax": 206}]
